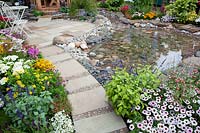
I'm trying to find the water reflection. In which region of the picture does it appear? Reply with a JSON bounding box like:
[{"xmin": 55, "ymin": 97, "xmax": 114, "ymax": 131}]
[{"xmin": 90, "ymin": 28, "xmax": 200, "ymax": 69}]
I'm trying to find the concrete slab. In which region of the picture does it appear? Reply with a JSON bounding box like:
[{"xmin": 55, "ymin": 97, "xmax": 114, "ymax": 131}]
[
  {"xmin": 74, "ymin": 112, "xmax": 127, "ymax": 133},
  {"xmin": 55, "ymin": 59, "xmax": 88, "ymax": 79},
  {"xmin": 40, "ymin": 45, "xmax": 64, "ymax": 57},
  {"xmin": 66, "ymin": 75, "xmax": 100, "ymax": 93},
  {"xmin": 46, "ymin": 52, "xmax": 72, "ymax": 63},
  {"xmin": 69, "ymin": 86, "xmax": 109, "ymax": 115}
]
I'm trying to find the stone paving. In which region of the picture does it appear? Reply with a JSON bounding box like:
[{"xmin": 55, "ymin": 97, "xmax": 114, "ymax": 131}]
[{"xmin": 27, "ymin": 17, "xmax": 127, "ymax": 133}]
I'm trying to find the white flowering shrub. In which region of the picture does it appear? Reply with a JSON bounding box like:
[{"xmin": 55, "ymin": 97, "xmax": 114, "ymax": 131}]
[
  {"xmin": 50, "ymin": 110, "xmax": 74, "ymax": 133},
  {"xmin": 127, "ymin": 85, "xmax": 200, "ymax": 132},
  {"xmin": 0, "ymin": 55, "xmax": 33, "ymax": 85}
]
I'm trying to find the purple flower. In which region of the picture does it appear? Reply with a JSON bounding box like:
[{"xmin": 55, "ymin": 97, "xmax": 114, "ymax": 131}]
[{"xmin": 27, "ymin": 47, "xmax": 39, "ymax": 58}]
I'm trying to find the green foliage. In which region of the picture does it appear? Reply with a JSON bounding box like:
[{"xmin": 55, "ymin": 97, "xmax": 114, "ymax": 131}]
[
  {"xmin": 32, "ymin": 10, "xmax": 44, "ymax": 17},
  {"xmin": 166, "ymin": 0, "xmax": 198, "ymax": 23},
  {"xmin": 0, "ymin": 110, "xmax": 11, "ymax": 130},
  {"xmin": 60, "ymin": 7, "xmax": 69, "ymax": 13},
  {"xmin": 105, "ymin": 65, "xmax": 161, "ymax": 117},
  {"xmin": 97, "ymin": 1, "xmax": 109, "ymax": 8},
  {"xmin": 167, "ymin": 67, "xmax": 200, "ymax": 103},
  {"xmin": 0, "ymin": 21, "xmax": 7, "ymax": 29},
  {"xmin": 106, "ymin": 0, "xmax": 124, "ymax": 11},
  {"xmin": 127, "ymin": 0, "xmax": 153, "ymax": 14},
  {"xmin": 4, "ymin": 91, "xmax": 53, "ymax": 131},
  {"xmin": 69, "ymin": 0, "xmax": 97, "ymax": 16}
]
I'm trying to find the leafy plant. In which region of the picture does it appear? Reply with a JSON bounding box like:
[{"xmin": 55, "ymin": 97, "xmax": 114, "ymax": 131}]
[
  {"xmin": 4, "ymin": 91, "xmax": 53, "ymax": 131},
  {"xmin": 0, "ymin": 21, "xmax": 7, "ymax": 29},
  {"xmin": 127, "ymin": 0, "xmax": 153, "ymax": 14},
  {"xmin": 167, "ymin": 67, "xmax": 200, "ymax": 103},
  {"xmin": 60, "ymin": 7, "xmax": 69, "ymax": 13},
  {"xmin": 166, "ymin": 0, "xmax": 198, "ymax": 23},
  {"xmin": 97, "ymin": 0, "xmax": 109, "ymax": 8},
  {"xmin": 32, "ymin": 10, "xmax": 44, "ymax": 17},
  {"xmin": 106, "ymin": 0, "xmax": 124, "ymax": 11},
  {"xmin": 69, "ymin": 0, "xmax": 97, "ymax": 16},
  {"xmin": 105, "ymin": 65, "xmax": 161, "ymax": 118}
]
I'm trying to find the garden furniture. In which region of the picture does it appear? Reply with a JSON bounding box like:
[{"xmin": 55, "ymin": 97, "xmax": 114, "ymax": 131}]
[{"xmin": 0, "ymin": 1, "xmax": 30, "ymax": 36}]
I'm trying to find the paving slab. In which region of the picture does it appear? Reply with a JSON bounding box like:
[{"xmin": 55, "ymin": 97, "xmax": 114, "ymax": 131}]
[
  {"xmin": 46, "ymin": 52, "xmax": 72, "ymax": 63},
  {"xmin": 37, "ymin": 41, "xmax": 52, "ymax": 48},
  {"xmin": 68, "ymin": 86, "xmax": 109, "ymax": 115},
  {"xmin": 55, "ymin": 59, "xmax": 88, "ymax": 79},
  {"xmin": 66, "ymin": 74, "xmax": 100, "ymax": 94},
  {"xmin": 40, "ymin": 45, "xmax": 64, "ymax": 57},
  {"xmin": 74, "ymin": 112, "xmax": 127, "ymax": 133}
]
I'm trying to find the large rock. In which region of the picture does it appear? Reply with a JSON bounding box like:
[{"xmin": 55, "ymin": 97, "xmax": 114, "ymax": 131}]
[
  {"xmin": 53, "ymin": 35, "xmax": 67, "ymax": 45},
  {"xmin": 195, "ymin": 50, "xmax": 200, "ymax": 57},
  {"xmin": 86, "ymin": 35, "xmax": 102, "ymax": 44},
  {"xmin": 80, "ymin": 41, "xmax": 88, "ymax": 50}
]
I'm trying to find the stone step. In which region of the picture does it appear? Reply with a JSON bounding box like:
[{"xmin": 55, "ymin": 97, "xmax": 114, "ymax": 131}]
[
  {"xmin": 46, "ymin": 52, "xmax": 72, "ymax": 64},
  {"xmin": 65, "ymin": 74, "xmax": 101, "ymax": 94},
  {"xmin": 37, "ymin": 41, "xmax": 52, "ymax": 48},
  {"xmin": 68, "ymin": 86, "xmax": 109, "ymax": 115},
  {"xmin": 40, "ymin": 45, "xmax": 64, "ymax": 57},
  {"xmin": 74, "ymin": 112, "xmax": 127, "ymax": 133},
  {"xmin": 55, "ymin": 59, "xmax": 89, "ymax": 79}
]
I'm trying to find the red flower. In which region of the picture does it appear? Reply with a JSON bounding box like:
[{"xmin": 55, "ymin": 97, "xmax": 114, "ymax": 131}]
[{"xmin": 121, "ymin": 5, "xmax": 129, "ymax": 12}]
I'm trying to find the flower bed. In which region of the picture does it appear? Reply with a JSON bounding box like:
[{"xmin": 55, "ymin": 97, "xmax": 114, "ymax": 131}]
[
  {"xmin": 0, "ymin": 37, "xmax": 74, "ymax": 132},
  {"xmin": 105, "ymin": 65, "xmax": 200, "ymax": 132}
]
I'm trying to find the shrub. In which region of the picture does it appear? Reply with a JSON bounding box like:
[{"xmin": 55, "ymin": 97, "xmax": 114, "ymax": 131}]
[
  {"xmin": 32, "ymin": 10, "xmax": 44, "ymax": 17},
  {"xmin": 106, "ymin": 0, "xmax": 124, "ymax": 11},
  {"xmin": 167, "ymin": 67, "xmax": 200, "ymax": 103},
  {"xmin": 97, "ymin": 0, "xmax": 109, "ymax": 8},
  {"xmin": 127, "ymin": 0, "xmax": 153, "ymax": 14},
  {"xmin": 166, "ymin": 0, "xmax": 198, "ymax": 23},
  {"xmin": 69, "ymin": 0, "xmax": 97, "ymax": 16},
  {"xmin": 4, "ymin": 91, "xmax": 53, "ymax": 131},
  {"xmin": 105, "ymin": 65, "xmax": 161, "ymax": 117}
]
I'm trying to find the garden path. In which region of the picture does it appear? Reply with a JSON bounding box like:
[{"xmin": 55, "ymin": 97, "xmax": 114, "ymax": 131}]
[{"xmin": 27, "ymin": 17, "xmax": 127, "ymax": 133}]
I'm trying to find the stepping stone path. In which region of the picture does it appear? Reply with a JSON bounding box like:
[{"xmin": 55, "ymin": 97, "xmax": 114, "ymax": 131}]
[{"xmin": 27, "ymin": 17, "xmax": 127, "ymax": 133}]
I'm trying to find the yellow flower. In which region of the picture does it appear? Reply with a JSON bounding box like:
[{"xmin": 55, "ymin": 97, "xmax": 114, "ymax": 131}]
[
  {"xmin": 29, "ymin": 91, "xmax": 33, "ymax": 95},
  {"xmin": 16, "ymin": 80, "xmax": 25, "ymax": 88},
  {"xmin": 6, "ymin": 88, "xmax": 10, "ymax": 91},
  {"xmin": 13, "ymin": 92, "xmax": 19, "ymax": 98},
  {"xmin": 16, "ymin": 75, "xmax": 20, "ymax": 79},
  {"xmin": 44, "ymin": 76, "xmax": 48, "ymax": 80},
  {"xmin": 42, "ymin": 86, "xmax": 45, "ymax": 90},
  {"xmin": 32, "ymin": 85, "xmax": 36, "ymax": 88},
  {"xmin": 34, "ymin": 59, "xmax": 55, "ymax": 71}
]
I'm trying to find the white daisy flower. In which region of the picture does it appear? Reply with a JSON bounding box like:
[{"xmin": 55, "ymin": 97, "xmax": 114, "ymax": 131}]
[
  {"xmin": 137, "ymin": 123, "xmax": 143, "ymax": 129},
  {"xmin": 184, "ymin": 119, "xmax": 190, "ymax": 125},
  {"xmin": 168, "ymin": 104, "xmax": 174, "ymax": 109},
  {"xmin": 174, "ymin": 107, "xmax": 179, "ymax": 112},
  {"xmin": 193, "ymin": 99, "xmax": 197, "ymax": 103},
  {"xmin": 186, "ymin": 110, "xmax": 192, "ymax": 117},
  {"xmin": 180, "ymin": 108, "xmax": 186, "ymax": 114},
  {"xmin": 162, "ymin": 102, "xmax": 168, "ymax": 106},
  {"xmin": 135, "ymin": 105, "xmax": 141, "ymax": 110},
  {"xmin": 186, "ymin": 127, "xmax": 193, "ymax": 133},
  {"xmin": 187, "ymin": 105, "xmax": 192, "ymax": 110},
  {"xmin": 161, "ymin": 106, "xmax": 167, "ymax": 111},
  {"xmin": 184, "ymin": 100, "xmax": 190, "ymax": 105},
  {"xmin": 127, "ymin": 119, "xmax": 133, "ymax": 124},
  {"xmin": 191, "ymin": 120, "xmax": 198, "ymax": 126},
  {"xmin": 129, "ymin": 124, "xmax": 135, "ymax": 130}
]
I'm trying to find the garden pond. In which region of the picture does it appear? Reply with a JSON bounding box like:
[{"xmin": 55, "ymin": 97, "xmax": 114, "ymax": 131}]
[{"xmin": 89, "ymin": 27, "xmax": 200, "ymax": 71}]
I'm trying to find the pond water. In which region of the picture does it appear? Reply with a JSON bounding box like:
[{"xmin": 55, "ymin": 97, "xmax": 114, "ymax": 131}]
[{"xmin": 89, "ymin": 27, "xmax": 200, "ymax": 71}]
